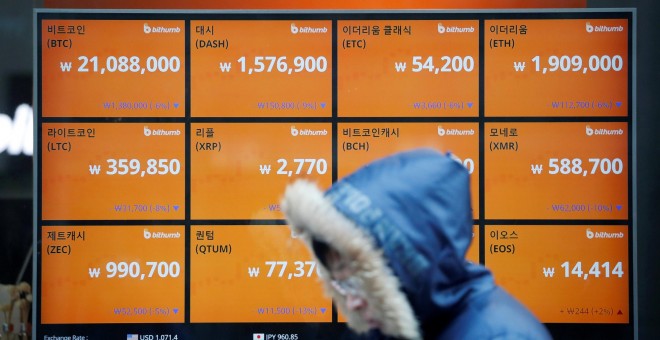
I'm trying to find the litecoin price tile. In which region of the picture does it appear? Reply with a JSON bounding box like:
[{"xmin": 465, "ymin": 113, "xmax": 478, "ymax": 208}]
[{"xmin": 41, "ymin": 123, "xmax": 185, "ymax": 220}]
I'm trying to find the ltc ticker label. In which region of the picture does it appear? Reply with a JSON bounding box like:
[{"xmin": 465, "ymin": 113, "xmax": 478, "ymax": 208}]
[
  {"xmin": 42, "ymin": 123, "xmax": 185, "ymax": 220},
  {"xmin": 485, "ymin": 225, "xmax": 628, "ymax": 323},
  {"xmin": 338, "ymin": 20, "xmax": 479, "ymax": 117},
  {"xmin": 484, "ymin": 122, "xmax": 628, "ymax": 219},
  {"xmin": 41, "ymin": 226, "xmax": 185, "ymax": 324},
  {"xmin": 191, "ymin": 20, "xmax": 332, "ymax": 117},
  {"xmin": 191, "ymin": 123, "xmax": 332, "ymax": 220},
  {"xmin": 190, "ymin": 225, "xmax": 332, "ymax": 323},
  {"xmin": 485, "ymin": 19, "xmax": 628, "ymax": 117},
  {"xmin": 338, "ymin": 122, "xmax": 479, "ymax": 218},
  {"xmin": 42, "ymin": 20, "xmax": 185, "ymax": 117}
]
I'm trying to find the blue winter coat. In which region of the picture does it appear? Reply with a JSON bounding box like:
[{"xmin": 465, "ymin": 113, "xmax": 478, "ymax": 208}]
[{"xmin": 322, "ymin": 148, "xmax": 552, "ymax": 340}]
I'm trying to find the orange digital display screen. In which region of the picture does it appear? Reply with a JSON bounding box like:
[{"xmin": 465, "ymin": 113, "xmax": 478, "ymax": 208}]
[
  {"xmin": 41, "ymin": 226, "xmax": 185, "ymax": 324},
  {"xmin": 191, "ymin": 225, "xmax": 332, "ymax": 323},
  {"xmin": 485, "ymin": 19, "xmax": 628, "ymax": 117},
  {"xmin": 485, "ymin": 122, "xmax": 628, "ymax": 220},
  {"xmin": 37, "ymin": 12, "xmax": 633, "ymax": 338},
  {"xmin": 485, "ymin": 225, "xmax": 628, "ymax": 323},
  {"xmin": 337, "ymin": 20, "xmax": 479, "ymax": 117},
  {"xmin": 41, "ymin": 20, "xmax": 185, "ymax": 117},
  {"xmin": 191, "ymin": 20, "xmax": 332, "ymax": 117},
  {"xmin": 338, "ymin": 122, "xmax": 480, "ymax": 217}
]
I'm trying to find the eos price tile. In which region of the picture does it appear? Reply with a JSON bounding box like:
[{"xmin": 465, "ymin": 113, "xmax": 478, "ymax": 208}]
[{"xmin": 485, "ymin": 225, "xmax": 628, "ymax": 323}]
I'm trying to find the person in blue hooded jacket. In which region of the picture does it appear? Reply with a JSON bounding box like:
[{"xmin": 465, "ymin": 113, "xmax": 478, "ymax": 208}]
[{"xmin": 282, "ymin": 148, "xmax": 551, "ymax": 340}]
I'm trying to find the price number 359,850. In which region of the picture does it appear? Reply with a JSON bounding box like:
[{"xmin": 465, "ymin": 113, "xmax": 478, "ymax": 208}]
[{"xmin": 103, "ymin": 158, "xmax": 181, "ymax": 177}]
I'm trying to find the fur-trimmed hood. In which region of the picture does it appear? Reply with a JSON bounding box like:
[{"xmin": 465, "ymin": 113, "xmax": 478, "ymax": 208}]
[{"xmin": 282, "ymin": 148, "xmax": 494, "ymax": 339}]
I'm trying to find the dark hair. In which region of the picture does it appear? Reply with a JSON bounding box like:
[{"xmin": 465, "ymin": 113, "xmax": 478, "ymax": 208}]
[{"xmin": 311, "ymin": 237, "xmax": 332, "ymax": 268}]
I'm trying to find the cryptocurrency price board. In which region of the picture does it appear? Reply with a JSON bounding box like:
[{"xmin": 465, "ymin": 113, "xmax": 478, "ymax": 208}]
[{"xmin": 36, "ymin": 10, "xmax": 635, "ymax": 339}]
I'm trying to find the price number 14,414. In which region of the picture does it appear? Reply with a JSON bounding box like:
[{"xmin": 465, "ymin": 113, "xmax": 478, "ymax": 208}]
[{"xmin": 561, "ymin": 261, "xmax": 624, "ymax": 280}]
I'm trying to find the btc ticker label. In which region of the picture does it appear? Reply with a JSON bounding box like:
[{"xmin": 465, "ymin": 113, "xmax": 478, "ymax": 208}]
[
  {"xmin": 485, "ymin": 122, "xmax": 628, "ymax": 220},
  {"xmin": 190, "ymin": 225, "xmax": 332, "ymax": 323},
  {"xmin": 41, "ymin": 123, "xmax": 185, "ymax": 220},
  {"xmin": 338, "ymin": 20, "xmax": 479, "ymax": 117},
  {"xmin": 41, "ymin": 20, "xmax": 185, "ymax": 117},
  {"xmin": 485, "ymin": 225, "xmax": 628, "ymax": 323},
  {"xmin": 191, "ymin": 20, "xmax": 332, "ymax": 117},
  {"xmin": 485, "ymin": 19, "xmax": 628, "ymax": 117},
  {"xmin": 41, "ymin": 226, "xmax": 185, "ymax": 324}
]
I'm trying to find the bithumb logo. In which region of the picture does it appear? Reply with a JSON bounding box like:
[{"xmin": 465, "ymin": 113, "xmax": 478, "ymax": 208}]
[
  {"xmin": 438, "ymin": 22, "xmax": 475, "ymax": 34},
  {"xmin": 586, "ymin": 21, "xmax": 624, "ymax": 33},
  {"xmin": 290, "ymin": 23, "xmax": 328, "ymax": 34},
  {"xmin": 438, "ymin": 125, "xmax": 475, "ymax": 136},
  {"xmin": 585, "ymin": 125, "xmax": 624, "ymax": 136},
  {"xmin": 291, "ymin": 125, "xmax": 328, "ymax": 137},
  {"xmin": 586, "ymin": 228, "xmax": 624, "ymax": 239},
  {"xmin": 144, "ymin": 23, "xmax": 181, "ymax": 34},
  {"xmin": 586, "ymin": 22, "xmax": 594, "ymax": 33},
  {"xmin": 144, "ymin": 228, "xmax": 181, "ymax": 240},
  {"xmin": 144, "ymin": 126, "xmax": 181, "ymax": 137}
]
